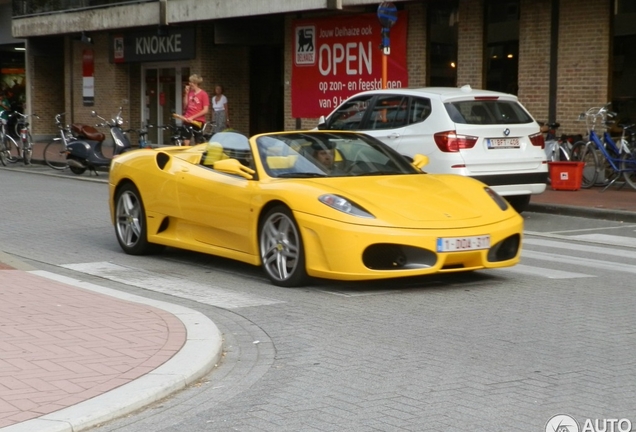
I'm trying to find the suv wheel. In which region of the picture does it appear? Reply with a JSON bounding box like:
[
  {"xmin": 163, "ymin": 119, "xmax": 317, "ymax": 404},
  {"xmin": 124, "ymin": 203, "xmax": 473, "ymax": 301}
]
[{"xmin": 506, "ymin": 195, "xmax": 531, "ymax": 213}]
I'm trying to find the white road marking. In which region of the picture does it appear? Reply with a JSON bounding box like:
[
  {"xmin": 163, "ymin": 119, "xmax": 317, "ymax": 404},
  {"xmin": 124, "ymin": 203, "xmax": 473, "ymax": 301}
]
[
  {"xmin": 319, "ymin": 290, "xmax": 400, "ymax": 297},
  {"xmin": 570, "ymin": 233, "xmax": 636, "ymax": 248},
  {"xmin": 524, "ymin": 237, "xmax": 636, "ymax": 259},
  {"xmin": 521, "ymin": 250, "xmax": 636, "ymax": 275},
  {"xmin": 60, "ymin": 261, "xmax": 284, "ymax": 309},
  {"xmin": 497, "ymin": 264, "xmax": 594, "ymax": 279}
]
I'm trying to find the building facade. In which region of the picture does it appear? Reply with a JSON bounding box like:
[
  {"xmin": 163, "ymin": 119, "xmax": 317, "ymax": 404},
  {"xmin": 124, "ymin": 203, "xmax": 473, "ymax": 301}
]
[{"xmin": 7, "ymin": 0, "xmax": 636, "ymax": 143}]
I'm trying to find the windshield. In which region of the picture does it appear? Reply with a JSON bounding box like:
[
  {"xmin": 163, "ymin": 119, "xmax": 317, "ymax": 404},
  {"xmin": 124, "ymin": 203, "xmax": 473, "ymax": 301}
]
[{"xmin": 256, "ymin": 132, "xmax": 420, "ymax": 178}]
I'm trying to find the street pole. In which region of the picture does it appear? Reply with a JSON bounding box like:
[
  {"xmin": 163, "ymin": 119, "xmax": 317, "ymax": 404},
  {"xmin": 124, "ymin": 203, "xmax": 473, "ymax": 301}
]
[{"xmin": 377, "ymin": 2, "xmax": 397, "ymax": 90}]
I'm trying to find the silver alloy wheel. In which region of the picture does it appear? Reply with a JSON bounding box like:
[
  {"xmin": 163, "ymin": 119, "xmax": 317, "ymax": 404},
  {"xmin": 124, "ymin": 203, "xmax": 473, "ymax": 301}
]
[
  {"xmin": 260, "ymin": 211, "xmax": 301, "ymax": 283},
  {"xmin": 116, "ymin": 190, "xmax": 142, "ymax": 248}
]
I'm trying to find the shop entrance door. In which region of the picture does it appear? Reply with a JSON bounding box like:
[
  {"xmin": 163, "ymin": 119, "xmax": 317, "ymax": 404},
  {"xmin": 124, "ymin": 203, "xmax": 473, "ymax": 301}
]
[{"xmin": 142, "ymin": 64, "xmax": 190, "ymax": 145}]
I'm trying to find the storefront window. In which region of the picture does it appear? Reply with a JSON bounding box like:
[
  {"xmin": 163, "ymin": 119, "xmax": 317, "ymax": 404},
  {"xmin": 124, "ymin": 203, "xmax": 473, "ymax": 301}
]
[
  {"xmin": 485, "ymin": 0, "xmax": 519, "ymax": 94},
  {"xmin": 0, "ymin": 46, "xmax": 26, "ymax": 113},
  {"xmin": 612, "ymin": 0, "xmax": 636, "ymax": 124},
  {"xmin": 428, "ymin": 1, "xmax": 458, "ymax": 87}
]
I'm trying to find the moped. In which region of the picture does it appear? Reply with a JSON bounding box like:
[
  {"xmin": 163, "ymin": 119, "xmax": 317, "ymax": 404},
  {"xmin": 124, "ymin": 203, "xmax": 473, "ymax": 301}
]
[{"xmin": 66, "ymin": 107, "xmax": 132, "ymax": 175}]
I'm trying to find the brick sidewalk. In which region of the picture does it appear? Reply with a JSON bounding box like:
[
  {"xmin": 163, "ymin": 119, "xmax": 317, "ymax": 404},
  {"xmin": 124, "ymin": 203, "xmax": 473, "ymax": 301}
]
[{"xmin": 0, "ymin": 267, "xmax": 186, "ymax": 428}]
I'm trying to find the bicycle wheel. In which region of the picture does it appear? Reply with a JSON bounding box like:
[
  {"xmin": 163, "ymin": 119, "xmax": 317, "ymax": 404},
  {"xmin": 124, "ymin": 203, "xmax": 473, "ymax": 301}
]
[
  {"xmin": 43, "ymin": 140, "xmax": 68, "ymax": 170},
  {"xmin": 14, "ymin": 121, "xmax": 23, "ymax": 140},
  {"xmin": 4, "ymin": 134, "xmax": 20, "ymax": 163},
  {"xmin": 570, "ymin": 141, "xmax": 599, "ymax": 189},
  {"xmin": 22, "ymin": 132, "xmax": 33, "ymax": 165},
  {"xmin": 558, "ymin": 143, "xmax": 570, "ymax": 161},
  {"xmin": 621, "ymin": 152, "xmax": 636, "ymax": 190},
  {"xmin": 0, "ymin": 136, "xmax": 7, "ymax": 166}
]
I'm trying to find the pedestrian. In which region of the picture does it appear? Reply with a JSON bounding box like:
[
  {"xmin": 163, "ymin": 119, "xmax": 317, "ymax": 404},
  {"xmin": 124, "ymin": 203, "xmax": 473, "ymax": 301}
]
[
  {"xmin": 177, "ymin": 74, "xmax": 209, "ymax": 146},
  {"xmin": 212, "ymin": 84, "xmax": 229, "ymax": 133}
]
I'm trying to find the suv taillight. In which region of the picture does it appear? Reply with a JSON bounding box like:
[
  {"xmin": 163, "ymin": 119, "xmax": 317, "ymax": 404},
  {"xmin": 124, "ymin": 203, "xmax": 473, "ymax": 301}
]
[
  {"xmin": 434, "ymin": 131, "xmax": 478, "ymax": 152},
  {"xmin": 529, "ymin": 132, "xmax": 545, "ymax": 149}
]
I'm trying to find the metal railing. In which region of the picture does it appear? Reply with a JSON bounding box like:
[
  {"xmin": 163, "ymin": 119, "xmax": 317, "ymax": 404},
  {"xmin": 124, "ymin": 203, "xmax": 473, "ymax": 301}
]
[{"xmin": 12, "ymin": 0, "xmax": 156, "ymax": 18}]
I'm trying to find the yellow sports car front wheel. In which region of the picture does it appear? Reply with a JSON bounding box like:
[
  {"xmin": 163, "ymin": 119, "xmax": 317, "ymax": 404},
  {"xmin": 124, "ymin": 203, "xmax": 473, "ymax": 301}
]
[{"xmin": 259, "ymin": 206, "xmax": 308, "ymax": 287}]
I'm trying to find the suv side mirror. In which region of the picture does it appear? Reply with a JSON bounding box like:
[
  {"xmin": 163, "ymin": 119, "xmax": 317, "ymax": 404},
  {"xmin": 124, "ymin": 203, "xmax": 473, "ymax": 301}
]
[{"xmin": 317, "ymin": 115, "xmax": 326, "ymax": 130}]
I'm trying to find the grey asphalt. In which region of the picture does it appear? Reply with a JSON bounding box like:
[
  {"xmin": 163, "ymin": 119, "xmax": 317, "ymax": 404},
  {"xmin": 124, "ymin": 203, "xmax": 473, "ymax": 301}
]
[{"xmin": 1, "ymin": 161, "xmax": 634, "ymax": 431}]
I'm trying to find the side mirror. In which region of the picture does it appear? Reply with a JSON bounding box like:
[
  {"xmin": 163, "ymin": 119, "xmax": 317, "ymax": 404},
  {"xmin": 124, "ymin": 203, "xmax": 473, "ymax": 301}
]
[
  {"xmin": 317, "ymin": 115, "xmax": 326, "ymax": 130},
  {"xmin": 213, "ymin": 158, "xmax": 255, "ymax": 180},
  {"xmin": 411, "ymin": 154, "xmax": 429, "ymax": 171}
]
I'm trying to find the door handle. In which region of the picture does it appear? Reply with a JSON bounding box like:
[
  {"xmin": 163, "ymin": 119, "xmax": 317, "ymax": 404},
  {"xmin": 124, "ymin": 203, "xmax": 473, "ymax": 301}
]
[
  {"xmin": 387, "ymin": 133, "xmax": 400, "ymax": 139},
  {"xmin": 181, "ymin": 167, "xmax": 189, "ymax": 172}
]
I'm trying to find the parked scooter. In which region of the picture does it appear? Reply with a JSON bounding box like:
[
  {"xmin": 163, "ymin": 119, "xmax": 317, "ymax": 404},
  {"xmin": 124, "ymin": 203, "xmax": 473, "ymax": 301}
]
[{"xmin": 66, "ymin": 107, "xmax": 132, "ymax": 175}]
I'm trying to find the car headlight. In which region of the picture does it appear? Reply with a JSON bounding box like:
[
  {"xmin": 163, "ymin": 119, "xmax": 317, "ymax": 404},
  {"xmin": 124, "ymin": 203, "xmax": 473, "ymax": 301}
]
[
  {"xmin": 319, "ymin": 194, "xmax": 375, "ymax": 218},
  {"xmin": 484, "ymin": 187, "xmax": 509, "ymax": 211}
]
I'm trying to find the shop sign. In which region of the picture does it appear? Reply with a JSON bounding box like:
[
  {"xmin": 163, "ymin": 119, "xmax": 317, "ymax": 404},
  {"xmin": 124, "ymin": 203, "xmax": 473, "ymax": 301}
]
[
  {"xmin": 83, "ymin": 49, "xmax": 94, "ymax": 106},
  {"xmin": 111, "ymin": 27, "xmax": 195, "ymax": 63},
  {"xmin": 291, "ymin": 11, "xmax": 408, "ymax": 118}
]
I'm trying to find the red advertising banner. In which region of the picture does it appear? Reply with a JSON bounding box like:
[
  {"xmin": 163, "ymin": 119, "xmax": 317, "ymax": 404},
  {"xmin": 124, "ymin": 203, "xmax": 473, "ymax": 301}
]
[
  {"xmin": 292, "ymin": 11, "xmax": 408, "ymax": 119},
  {"xmin": 82, "ymin": 49, "xmax": 95, "ymax": 106}
]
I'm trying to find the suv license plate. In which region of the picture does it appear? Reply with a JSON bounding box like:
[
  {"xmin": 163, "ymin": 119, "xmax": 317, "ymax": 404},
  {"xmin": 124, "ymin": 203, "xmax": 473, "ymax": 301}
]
[
  {"xmin": 437, "ymin": 235, "xmax": 490, "ymax": 252},
  {"xmin": 487, "ymin": 138, "xmax": 520, "ymax": 149}
]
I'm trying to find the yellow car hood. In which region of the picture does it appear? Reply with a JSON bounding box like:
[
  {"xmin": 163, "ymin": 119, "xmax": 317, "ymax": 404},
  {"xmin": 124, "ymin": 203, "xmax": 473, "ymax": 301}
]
[{"xmin": 295, "ymin": 174, "xmax": 509, "ymax": 227}]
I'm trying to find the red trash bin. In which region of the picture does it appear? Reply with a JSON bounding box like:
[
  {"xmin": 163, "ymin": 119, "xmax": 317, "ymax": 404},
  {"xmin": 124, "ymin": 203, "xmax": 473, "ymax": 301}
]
[{"xmin": 548, "ymin": 161, "xmax": 584, "ymax": 191}]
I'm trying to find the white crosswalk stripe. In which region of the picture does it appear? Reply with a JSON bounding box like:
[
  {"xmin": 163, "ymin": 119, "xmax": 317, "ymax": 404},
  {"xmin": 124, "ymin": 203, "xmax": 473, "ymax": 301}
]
[
  {"xmin": 521, "ymin": 249, "xmax": 636, "ymax": 275},
  {"xmin": 508, "ymin": 234, "xmax": 636, "ymax": 279},
  {"xmin": 497, "ymin": 263, "xmax": 594, "ymax": 279},
  {"xmin": 570, "ymin": 233, "xmax": 636, "ymax": 248},
  {"xmin": 61, "ymin": 261, "xmax": 284, "ymax": 309},
  {"xmin": 523, "ymin": 237, "xmax": 636, "ymax": 259}
]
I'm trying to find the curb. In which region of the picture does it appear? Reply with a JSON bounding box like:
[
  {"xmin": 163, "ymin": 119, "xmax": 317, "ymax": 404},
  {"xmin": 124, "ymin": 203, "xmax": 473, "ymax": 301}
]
[
  {"xmin": 527, "ymin": 202, "xmax": 636, "ymax": 223},
  {"xmin": 0, "ymin": 269, "xmax": 222, "ymax": 432},
  {"xmin": 0, "ymin": 162, "xmax": 108, "ymax": 184}
]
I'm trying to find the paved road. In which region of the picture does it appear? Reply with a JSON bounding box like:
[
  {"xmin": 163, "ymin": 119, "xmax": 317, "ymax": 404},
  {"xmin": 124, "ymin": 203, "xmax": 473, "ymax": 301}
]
[{"xmin": 1, "ymin": 167, "xmax": 635, "ymax": 431}]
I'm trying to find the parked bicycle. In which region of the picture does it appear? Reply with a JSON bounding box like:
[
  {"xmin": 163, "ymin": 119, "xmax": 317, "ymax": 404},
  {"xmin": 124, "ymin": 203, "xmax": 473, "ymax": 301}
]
[
  {"xmin": 540, "ymin": 121, "xmax": 571, "ymax": 163},
  {"xmin": 570, "ymin": 103, "xmax": 636, "ymax": 190},
  {"xmin": 0, "ymin": 111, "xmax": 20, "ymax": 166},
  {"xmin": 156, "ymin": 121, "xmax": 205, "ymax": 146},
  {"xmin": 127, "ymin": 125, "xmax": 151, "ymax": 149},
  {"xmin": 43, "ymin": 113, "xmax": 75, "ymax": 170},
  {"xmin": 11, "ymin": 111, "xmax": 39, "ymax": 165}
]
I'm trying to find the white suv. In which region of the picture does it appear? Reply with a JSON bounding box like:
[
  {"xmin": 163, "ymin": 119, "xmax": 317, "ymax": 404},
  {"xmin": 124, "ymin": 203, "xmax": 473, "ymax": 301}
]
[{"xmin": 317, "ymin": 85, "xmax": 547, "ymax": 212}]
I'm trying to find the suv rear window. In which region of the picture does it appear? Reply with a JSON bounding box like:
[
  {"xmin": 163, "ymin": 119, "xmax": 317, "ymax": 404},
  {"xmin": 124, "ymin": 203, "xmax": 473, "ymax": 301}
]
[{"xmin": 444, "ymin": 100, "xmax": 533, "ymax": 125}]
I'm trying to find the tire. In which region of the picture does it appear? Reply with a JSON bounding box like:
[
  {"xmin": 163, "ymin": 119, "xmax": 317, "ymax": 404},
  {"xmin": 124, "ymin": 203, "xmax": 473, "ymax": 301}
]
[
  {"xmin": 0, "ymin": 137, "xmax": 7, "ymax": 166},
  {"xmin": 43, "ymin": 141, "xmax": 68, "ymax": 170},
  {"xmin": 259, "ymin": 206, "xmax": 307, "ymax": 287},
  {"xmin": 506, "ymin": 194, "xmax": 531, "ymax": 213},
  {"xmin": 114, "ymin": 183, "xmax": 158, "ymax": 255},
  {"xmin": 23, "ymin": 133, "xmax": 33, "ymax": 165},
  {"xmin": 570, "ymin": 141, "xmax": 599, "ymax": 189},
  {"xmin": 621, "ymin": 152, "xmax": 636, "ymax": 190},
  {"xmin": 69, "ymin": 163, "xmax": 87, "ymax": 175},
  {"xmin": 4, "ymin": 135, "xmax": 20, "ymax": 163}
]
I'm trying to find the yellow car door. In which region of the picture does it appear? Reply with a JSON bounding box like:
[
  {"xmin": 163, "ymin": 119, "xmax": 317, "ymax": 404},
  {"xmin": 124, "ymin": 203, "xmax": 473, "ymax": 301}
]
[{"xmin": 177, "ymin": 163, "xmax": 256, "ymax": 254}]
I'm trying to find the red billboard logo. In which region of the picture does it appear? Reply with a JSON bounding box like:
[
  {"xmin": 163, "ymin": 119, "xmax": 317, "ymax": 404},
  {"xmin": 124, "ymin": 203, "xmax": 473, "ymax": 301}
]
[
  {"xmin": 292, "ymin": 12, "xmax": 408, "ymax": 119},
  {"xmin": 295, "ymin": 26, "xmax": 316, "ymax": 66}
]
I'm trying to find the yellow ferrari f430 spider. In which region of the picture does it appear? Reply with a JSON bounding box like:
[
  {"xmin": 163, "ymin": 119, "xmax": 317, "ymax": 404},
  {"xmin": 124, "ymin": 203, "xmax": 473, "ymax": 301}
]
[{"xmin": 109, "ymin": 130, "xmax": 523, "ymax": 287}]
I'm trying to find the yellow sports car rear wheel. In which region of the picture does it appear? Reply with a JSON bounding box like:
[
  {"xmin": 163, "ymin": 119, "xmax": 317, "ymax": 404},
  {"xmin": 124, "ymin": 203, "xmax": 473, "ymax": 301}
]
[{"xmin": 259, "ymin": 206, "xmax": 307, "ymax": 287}]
